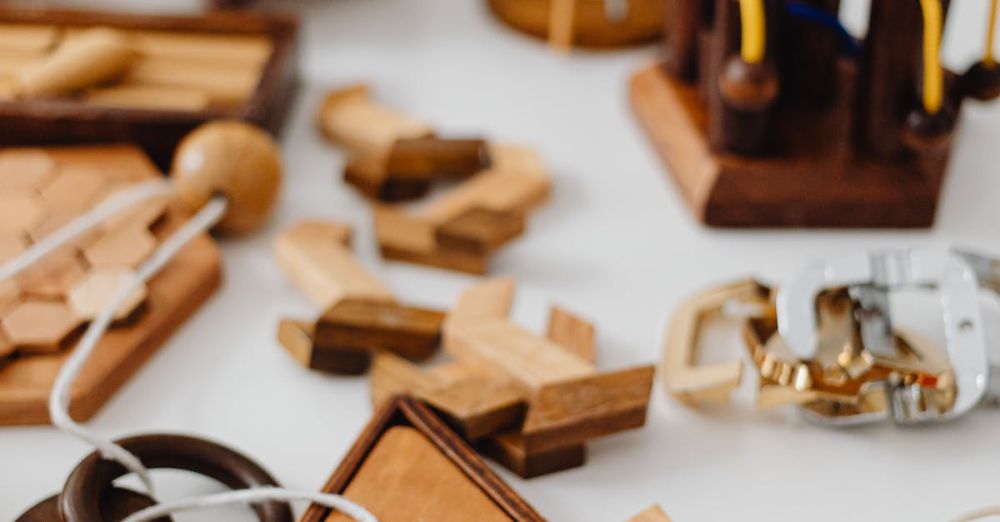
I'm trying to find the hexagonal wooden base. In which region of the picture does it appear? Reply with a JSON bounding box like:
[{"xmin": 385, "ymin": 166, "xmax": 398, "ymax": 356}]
[
  {"xmin": 0, "ymin": 145, "xmax": 221, "ymax": 425},
  {"xmin": 629, "ymin": 64, "xmax": 948, "ymax": 228}
]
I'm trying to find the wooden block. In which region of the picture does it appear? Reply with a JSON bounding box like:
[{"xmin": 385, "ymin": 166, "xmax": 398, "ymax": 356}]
[
  {"xmin": 627, "ymin": 505, "xmax": 672, "ymax": 522},
  {"xmin": 125, "ymin": 30, "xmax": 272, "ymax": 65},
  {"xmin": 0, "ymin": 52, "xmax": 46, "ymax": 76},
  {"xmin": 18, "ymin": 247, "xmax": 87, "ymax": 300},
  {"xmin": 546, "ymin": 305, "xmax": 596, "ymax": 364},
  {"xmin": 422, "ymin": 145, "xmax": 550, "ymax": 225},
  {"xmin": 521, "ymin": 365, "xmax": 655, "ymax": 452},
  {"xmin": 0, "ymin": 148, "xmax": 55, "ymax": 190},
  {"xmin": 317, "ymin": 84, "xmax": 434, "ymax": 156},
  {"xmin": 123, "ymin": 56, "xmax": 260, "ymax": 104},
  {"xmin": 85, "ymin": 85, "xmax": 210, "ymax": 112},
  {"xmin": 301, "ymin": 396, "xmax": 543, "ymax": 522},
  {"xmin": 343, "ymin": 155, "xmax": 431, "ymax": 202},
  {"xmin": 480, "ymin": 430, "xmax": 585, "ymax": 479},
  {"xmin": 315, "ymin": 299, "xmax": 444, "ymax": 362},
  {"xmin": 385, "ymin": 137, "xmax": 489, "ymax": 180},
  {"xmin": 274, "ymin": 220, "xmax": 394, "ymax": 309},
  {"xmin": 83, "ymin": 225, "xmax": 157, "ymax": 268},
  {"xmin": 40, "ymin": 166, "xmax": 109, "ymax": 212},
  {"xmin": 67, "ymin": 268, "xmax": 148, "ymax": 322},
  {"xmin": 445, "ymin": 318, "xmax": 594, "ymax": 391},
  {"xmin": 435, "ymin": 207, "xmax": 525, "ymax": 257},
  {"xmin": 276, "ymin": 319, "xmax": 370, "ymax": 375},
  {"xmin": 0, "ymin": 24, "xmax": 60, "ymax": 53},
  {"xmin": 0, "ymin": 144, "xmax": 221, "ymax": 426},
  {"xmin": 0, "ymin": 300, "xmax": 82, "ymax": 354},
  {"xmin": 18, "ymin": 27, "xmax": 136, "ymax": 97},
  {"xmin": 446, "ymin": 277, "xmax": 516, "ymax": 331},
  {"xmin": 373, "ymin": 206, "xmax": 487, "ymax": 275}
]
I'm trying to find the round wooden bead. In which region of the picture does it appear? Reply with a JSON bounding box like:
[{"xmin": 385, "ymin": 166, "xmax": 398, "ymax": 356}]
[
  {"xmin": 718, "ymin": 56, "xmax": 779, "ymax": 112},
  {"xmin": 901, "ymin": 104, "xmax": 955, "ymax": 154},
  {"xmin": 961, "ymin": 62, "xmax": 1000, "ymax": 101},
  {"xmin": 170, "ymin": 120, "xmax": 282, "ymax": 234}
]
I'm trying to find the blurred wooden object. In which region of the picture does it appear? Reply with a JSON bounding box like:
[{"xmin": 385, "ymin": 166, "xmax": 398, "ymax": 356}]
[
  {"xmin": 0, "ymin": 144, "xmax": 220, "ymax": 425},
  {"xmin": 300, "ymin": 396, "xmax": 544, "ymax": 522},
  {"xmin": 488, "ymin": 0, "xmax": 664, "ymax": 49},
  {"xmin": 0, "ymin": 8, "xmax": 297, "ymax": 170},
  {"xmin": 317, "ymin": 84, "xmax": 432, "ymax": 157},
  {"xmin": 627, "ymin": 505, "xmax": 673, "ymax": 522}
]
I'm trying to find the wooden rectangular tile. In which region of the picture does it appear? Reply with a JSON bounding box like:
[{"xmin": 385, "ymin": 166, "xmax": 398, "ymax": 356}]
[
  {"xmin": 315, "ymin": 299, "xmax": 444, "ymax": 362},
  {"xmin": 318, "ymin": 84, "xmax": 433, "ymax": 156},
  {"xmin": 123, "ymin": 56, "xmax": 261, "ymax": 104},
  {"xmin": 445, "ymin": 277, "xmax": 516, "ymax": 331},
  {"xmin": 373, "ymin": 206, "xmax": 487, "ymax": 274},
  {"xmin": 85, "ymin": 85, "xmax": 210, "ymax": 111},
  {"xmin": 480, "ymin": 430, "xmax": 585, "ymax": 479},
  {"xmin": 435, "ymin": 207, "xmax": 525, "ymax": 257},
  {"xmin": 276, "ymin": 318, "xmax": 370, "ymax": 375},
  {"xmin": 546, "ymin": 305, "xmax": 596, "ymax": 364}
]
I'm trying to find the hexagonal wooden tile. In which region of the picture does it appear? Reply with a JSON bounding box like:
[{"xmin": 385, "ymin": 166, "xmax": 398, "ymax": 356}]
[
  {"xmin": 99, "ymin": 185, "xmax": 169, "ymax": 231},
  {"xmin": 0, "ymin": 279, "xmax": 20, "ymax": 316},
  {"xmin": 83, "ymin": 226, "xmax": 157, "ymax": 268},
  {"xmin": 0, "ymin": 190, "xmax": 46, "ymax": 236},
  {"xmin": 0, "ymin": 331, "xmax": 14, "ymax": 360},
  {"xmin": 0, "ymin": 149, "xmax": 56, "ymax": 191},
  {"xmin": 1, "ymin": 300, "xmax": 83, "ymax": 354},
  {"xmin": 68, "ymin": 268, "xmax": 148, "ymax": 322},
  {"xmin": 40, "ymin": 166, "xmax": 109, "ymax": 212},
  {"xmin": 19, "ymin": 248, "xmax": 88, "ymax": 300}
]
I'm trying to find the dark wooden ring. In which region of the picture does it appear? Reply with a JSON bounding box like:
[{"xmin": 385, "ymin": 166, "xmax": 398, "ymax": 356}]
[{"xmin": 60, "ymin": 434, "xmax": 293, "ymax": 522}]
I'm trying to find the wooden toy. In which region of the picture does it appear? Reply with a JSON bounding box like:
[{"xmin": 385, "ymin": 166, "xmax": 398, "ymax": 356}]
[
  {"xmin": 374, "ymin": 144, "xmax": 550, "ymax": 274},
  {"xmin": 317, "ymin": 84, "xmax": 432, "ymax": 158},
  {"xmin": 630, "ymin": 0, "xmax": 1000, "ymax": 228},
  {"xmin": 0, "ymin": 144, "xmax": 220, "ymax": 425},
  {"xmin": 369, "ymin": 278, "xmax": 655, "ymax": 478},
  {"xmin": 0, "ymin": 8, "xmax": 297, "ymax": 169},
  {"xmin": 300, "ymin": 395, "xmax": 544, "ymax": 522},
  {"xmin": 487, "ymin": 0, "xmax": 665, "ymax": 50},
  {"xmin": 274, "ymin": 220, "xmax": 446, "ymax": 374},
  {"xmin": 627, "ymin": 505, "xmax": 673, "ymax": 522}
]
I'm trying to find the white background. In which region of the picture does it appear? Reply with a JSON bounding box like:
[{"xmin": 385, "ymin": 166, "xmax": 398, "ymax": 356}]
[{"xmin": 2, "ymin": 0, "xmax": 1000, "ymax": 520}]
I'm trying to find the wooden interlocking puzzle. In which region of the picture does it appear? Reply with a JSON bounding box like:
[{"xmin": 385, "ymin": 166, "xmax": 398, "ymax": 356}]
[{"xmin": 0, "ymin": 144, "xmax": 220, "ymax": 425}]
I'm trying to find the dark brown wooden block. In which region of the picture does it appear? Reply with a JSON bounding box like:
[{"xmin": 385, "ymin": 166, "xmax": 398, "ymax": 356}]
[
  {"xmin": 385, "ymin": 137, "xmax": 489, "ymax": 180},
  {"xmin": 300, "ymin": 395, "xmax": 544, "ymax": 522},
  {"xmin": 0, "ymin": 8, "xmax": 298, "ymax": 170},
  {"xmin": 315, "ymin": 299, "xmax": 445, "ymax": 362},
  {"xmin": 480, "ymin": 430, "xmax": 586, "ymax": 479},
  {"xmin": 276, "ymin": 319, "xmax": 371, "ymax": 375},
  {"xmin": 435, "ymin": 207, "xmax": 526, "ymax": 257}
]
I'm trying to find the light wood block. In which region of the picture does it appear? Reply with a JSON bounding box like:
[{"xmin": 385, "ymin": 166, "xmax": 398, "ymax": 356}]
[
  {"xmin": 17, "ymin": 27, "xmax": 136, "ymax": 97},
  {"xmin": 124, "ymin": 56, "xmax": 259, "ymax": 104},
  {"xmin": 317, "ymin": 84, "xmax": 433, "ymax": 157},
  {"xmin": 125, "ymin": 30, "xmax": 272, "ymax": 64},
  {"xmin": 373, "ymin": 206, "xmax": 487, "ymax": 274},
  {"xmin": 627, "ymin": 505, "xmax": 672, "ymax": 522},
  {"xmin": 546, "ymin": 305, "xmax": 596, "ymax": 364},
  {"xmin": 85, "ymin": 85, "xmax": 210, "ymax": 112},
  {"xmin": 274, "ymin": 220, "xmax": 393, "ymax": 309},
  {"xmin": 0, "ymin": 24, "xmax": 60, "ymax": 53},
  {"xmin": 446, "ymin": 277, "xmax": 516, "ymax": 330}
]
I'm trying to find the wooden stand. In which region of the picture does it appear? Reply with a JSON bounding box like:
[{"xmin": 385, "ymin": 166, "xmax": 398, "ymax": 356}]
[
  {"xmin": 629, "ymin": 63, "xmax": 947, "ymax": 228},
  {"xmin": 487, "ymin": 0, "xmax": 664, "ymax": 49},
  {"xmin": 0, "ymin": 145, "xmax": 221, "ymax": 425},
  {"xmin": 300, "ymin": 396, "xmax": 544, "ymax": 522}
]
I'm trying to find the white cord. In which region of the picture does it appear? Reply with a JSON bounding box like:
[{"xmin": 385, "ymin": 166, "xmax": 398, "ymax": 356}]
[
  {"xmin": 47, "ymin": 196, "xmax": 227, "ymax": 495},
  {"xmin": 121, "ymin": 487, "xmax": 377, "ymax": 522},
  {"xmin": 0, "ymin": 179, "xmax": 172, "ymax": 282},
  {"xmin": 949, "ymin": 506, "xmax": 1000, "ymax": 522}
]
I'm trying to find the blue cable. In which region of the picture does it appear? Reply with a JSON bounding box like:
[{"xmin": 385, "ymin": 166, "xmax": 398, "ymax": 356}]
[{"xmin": 785, "ymin": 1, "xmax": 862, "ymax": 56}]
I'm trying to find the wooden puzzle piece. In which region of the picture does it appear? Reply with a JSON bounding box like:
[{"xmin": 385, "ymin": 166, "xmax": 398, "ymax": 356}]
[
  {"xmin": 480, "ymin": 429, "xmax": 586, "ymax": 479},
  {"xmin": 83, "ymin": 225, "xmax": 157, "ymax": 268},
  {"xmin": 124, "ymin": 29, "xmax": 273, "ymax": 65},
  {"xmin": 123, "ymin": 56, "xmax": 260, "ymax": 105},
  {"xmin": 445, "ymin": 276, "xmax": 515, "ymax": 330},
  {"xmin": 85, "ymin": 84, "xmax": 210, "ymax": 112},
  {"xmin": 301, "ymin": 396, "xmax": 543, "ymax": 522},
  {"xmin": 277, "ymin": 319, "xmax": 371, "ymax": 374},
  {"xmin": 373, "ymin": 144, "xmax": 550, "ymax": 274},
  {"xmin": 0, "ymin": 299, "xmax": 82, "ymax": 354},
  {"xmin": 17, "ymin": 27, "xmax": 136, "ymax": 98},
  {"xmin": 546, "ymin": 305, "xmax": 597, "ymax": 364},
  {"xmin": 344, "ymin": 155, "xmax": 431, "ymax": 202},
  {"xmin": 0, "ymin": 190, "xmax": 45, "ymax": 236},
  {"xmin": 67, "ymin": 268, "xmax": 148, "ymax": 322},
  {"xmin": 0, "ymin": 148, "xmax": 56, "ymax": 190},
  {"xmin": 0, "ymin": 24, "xmax": 61, "ymax": 54},
  {"xmin": 18, "ymin": 247, "xmax": 86, "ymax": 300},
  {"xmin": 626, "ymin": 505, "xmax": 672, "ymax": 522},
  {"xmin": 274, "ymin": 220, "xmax": 392, "ymax": 310},
  {"xmin": 39, "ymin": 166, "xmax": 109, "ymax": 212},
  {"xmin": 315, "ymin": 299, "xmax": 444, "ymax": 362},
  {"xmin": 317, "ymin": 84, "xmax": 433, "ymax": 157}
]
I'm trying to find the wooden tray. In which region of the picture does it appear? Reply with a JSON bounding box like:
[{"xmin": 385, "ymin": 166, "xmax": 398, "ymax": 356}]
[
  {"xmin": 0, "ymin": 144, "xmax": 221, "ymax": 425},
  {"xmin": 301, "ymin": 396, "xmax": 544, "ymax": 522},
  {"xmin": 0, "ymin": 8, "xmax": 297, "ymax": 170}
]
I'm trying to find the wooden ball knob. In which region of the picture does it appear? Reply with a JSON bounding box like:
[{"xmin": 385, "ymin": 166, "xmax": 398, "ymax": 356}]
[
  {"xmin": 171, "ymin": 121, "xmax": 282, "ymax": 234},
  {"xmin": 961, "ymin": 62, "xmax": 1000, "ymax": 101},
  {"xmin": 901, "ymin": 105, "xmax": 955, "ymax": 154},
  {"xmin": 718, "ymin": 57, "xmax": 779, "ymax": 112}
]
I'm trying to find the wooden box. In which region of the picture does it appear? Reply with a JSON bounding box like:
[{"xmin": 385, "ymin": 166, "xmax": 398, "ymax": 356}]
[{"xmin": 0, "ymin": 8, "xmax": 297, "ymax": 170}]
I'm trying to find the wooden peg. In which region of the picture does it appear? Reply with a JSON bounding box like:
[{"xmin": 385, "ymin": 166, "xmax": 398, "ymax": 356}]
[
  {"xmin": 315, "ymin": 298, "xmax": 445, "ymax": 362},
  {"xmin": 521, "ymin": 365, "xmax": 655, "ymax": 452},
  {"xmin": 274, "ymin": 220, "xmax": 393, "ymax": 309},
  {"xmin": 317, "ymin": 84, "xmax": 433, "ymax": 156},
  {"xmin": 546, "ymin": 305, "xmax": 597, "ymax": 364},
  {"xmin": 276, "ymin": 319, "xmax": 371, "ymax": 375},
  {"xmin": 17, "ymin": 27, "xmax": 136, "ymax": 97},
  {"xmin": 627, "ymin": 505, "xmax": 673, "ymax": 522},
  {"xmin": 480, "ymin": 429, "xmax": 586, "ymax": 479}
]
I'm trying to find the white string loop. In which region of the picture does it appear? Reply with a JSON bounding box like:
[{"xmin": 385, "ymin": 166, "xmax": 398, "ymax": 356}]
[{"xmin": 121, "ymin": 487, "xmax": 377, "ymax": 522}]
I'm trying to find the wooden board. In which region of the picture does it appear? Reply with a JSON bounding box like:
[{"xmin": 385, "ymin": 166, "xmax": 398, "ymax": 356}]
[
  {"xmin": 300, "ymin": 396, "xmax": 544, "ymax": 522},
  {"xmin": 628, "ymin": 63, "xmax": 947, "ymax": 228},
  {"xmin": 0, "ymin": 144, "xmax": 221, "ymax": 425},
  {"xmin": 0, "ymin": 8, "xmax": 297, "ymax": 170}
]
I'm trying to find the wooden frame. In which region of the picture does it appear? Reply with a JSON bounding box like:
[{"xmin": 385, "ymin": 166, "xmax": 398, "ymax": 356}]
[
  {"xmin": 301, "ymin": 395, "xmax": 544, "ymax": 522},
  {"xmin": 0, "ymin": 7, "xmax": 298, "ymax": 170}
]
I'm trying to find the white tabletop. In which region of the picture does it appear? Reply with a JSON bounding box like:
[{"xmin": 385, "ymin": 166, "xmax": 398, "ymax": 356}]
[{"xmin": 3, "ymin": 0, "xmax": 1000, "ymax": 520}]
